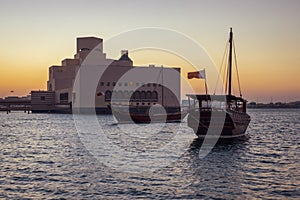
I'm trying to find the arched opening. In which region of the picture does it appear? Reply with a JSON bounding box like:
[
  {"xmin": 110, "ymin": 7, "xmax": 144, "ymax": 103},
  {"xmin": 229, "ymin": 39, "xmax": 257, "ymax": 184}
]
[
  {"xmin": 146, "ymin": 91, "xmax": 152, "ymax": 100},
  {"xmin": 123, "ymin": 90, "xmax": 129, "ymax": 100},
  {"xmin": 105, "ymin": 90, "xmax": 112, "ymax": 102},
  {"xmin": 112, "ymin": 90, "xmax": 121, "ymax": 101},
  {"xmin": 117, "ymin": 90, "xmax": 123, "ymax": 100},
  {"xmin": 133, "ymin": 91, "xmax": 140, "ymax": 101},
  {"xmin": 152, "ymin": 91, "xmax": 158, "ymax": 102},
  {"xmin": 140, "ymin": 91, "xmax": 146, "ymax": 101}
]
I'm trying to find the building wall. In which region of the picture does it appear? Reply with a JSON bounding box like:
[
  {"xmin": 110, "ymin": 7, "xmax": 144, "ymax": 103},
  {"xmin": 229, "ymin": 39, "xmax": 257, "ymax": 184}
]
[
  {"xmin": 95, "ymin": 65, "xmax": 181, "ymax": 109},
  {"xmin": 46, "ymin": 36, "xmax": 181, "ymax": 113},
  {"xmin": 31, "ymin": 91, "xmax": 55, "ymax": 112}
]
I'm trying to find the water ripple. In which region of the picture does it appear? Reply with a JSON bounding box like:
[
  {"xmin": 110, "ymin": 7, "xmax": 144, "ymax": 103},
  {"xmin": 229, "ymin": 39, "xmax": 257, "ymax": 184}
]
[{"xmin": 0, "ymin": 109, "xmax": 299, "ymax": 199}]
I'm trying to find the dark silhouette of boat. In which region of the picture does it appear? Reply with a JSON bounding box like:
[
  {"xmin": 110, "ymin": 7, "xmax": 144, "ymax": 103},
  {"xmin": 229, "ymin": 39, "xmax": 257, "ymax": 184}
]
[
  {"xmin": 109, "ymin": 66, "xmax": 188, "ymax": 124},
  {"xmin": 111, "ymin": 105, "xmax": 188, "ymax": 124},
  {"xmin": 187, "ymin": 28, "xmax": 251, "ymax": 139}
]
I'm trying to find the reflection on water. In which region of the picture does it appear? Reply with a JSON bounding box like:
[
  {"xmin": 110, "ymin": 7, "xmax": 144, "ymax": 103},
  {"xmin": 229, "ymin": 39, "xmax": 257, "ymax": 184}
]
[{"xmin": 0, "ymin": 109, "xmax": 299, "ymax": 199}]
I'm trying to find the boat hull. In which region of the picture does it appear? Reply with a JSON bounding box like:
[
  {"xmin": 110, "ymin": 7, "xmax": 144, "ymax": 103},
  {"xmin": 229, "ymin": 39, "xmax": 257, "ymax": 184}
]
[
  {"xmin": 187, "ymin": 109, "xmax": 250, "ymax": 139},
  {"xmin": 111, "ymin": 106, "xmax": 188, "ymax": 124}
]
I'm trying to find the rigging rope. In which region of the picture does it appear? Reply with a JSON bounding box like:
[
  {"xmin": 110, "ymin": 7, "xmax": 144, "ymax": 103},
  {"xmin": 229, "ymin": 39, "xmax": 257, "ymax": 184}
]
[
  {"xmin": 224, "ymin": 39, "xmax": 230, "ymax": 95},
  {"xmin": 225, "ymin": 51, "xmax": 229, "ymax": 94},
  {"xmin": 233, "ymin": 39, "xmax": 242, "ymax": 97},
  {"xmin": 214, "ymin": 39, "xmax": 229, "ymax": 95}
]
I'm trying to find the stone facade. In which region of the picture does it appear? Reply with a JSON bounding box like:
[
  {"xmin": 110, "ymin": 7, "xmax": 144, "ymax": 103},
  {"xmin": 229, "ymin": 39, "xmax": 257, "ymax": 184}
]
[{"xmin": 33, "ymin": 36, "xmax": 181, "ymax": 114}]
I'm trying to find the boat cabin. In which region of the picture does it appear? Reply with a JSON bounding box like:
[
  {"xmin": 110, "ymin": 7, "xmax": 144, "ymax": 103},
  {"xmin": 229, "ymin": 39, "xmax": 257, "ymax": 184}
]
[{"xmin": 186, "ymin": 94, "xmax": 247, "ymax": 113}]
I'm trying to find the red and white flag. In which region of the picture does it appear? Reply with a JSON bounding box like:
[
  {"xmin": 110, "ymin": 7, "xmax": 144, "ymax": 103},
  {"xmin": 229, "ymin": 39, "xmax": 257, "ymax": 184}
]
[
  {"xmin": 187, "ymin": 69, "xmax": 206, "ymax": 79},
  {"xmin": 97, "ymin": 91, "xmax": 104, "ymax": 96}
]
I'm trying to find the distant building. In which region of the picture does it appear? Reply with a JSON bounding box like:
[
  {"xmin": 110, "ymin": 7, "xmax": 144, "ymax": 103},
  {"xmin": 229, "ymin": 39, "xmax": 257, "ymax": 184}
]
[
  {"xmin": 4, "ymin": 95, "xmax": 30, "ymax": 101},
  {"xmin": 31, "ymin": 91, "xmax": 56, "ymax": 113},
  {"xmin": 31, "ymin": 36, "xmax": 181, "ymax": 113},
  {"xmin": 247, "ymin": 100, "xmax": 300, "ymax": 109},
  {"xmin": 247, "ymin": 101, "xmax": 257, "ymax": 108}
]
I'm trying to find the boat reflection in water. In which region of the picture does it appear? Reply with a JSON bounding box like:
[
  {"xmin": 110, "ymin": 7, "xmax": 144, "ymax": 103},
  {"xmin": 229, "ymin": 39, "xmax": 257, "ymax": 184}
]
[{"xmin": 187, "ymin": 28, "xmax": 251, "ymax": 139}]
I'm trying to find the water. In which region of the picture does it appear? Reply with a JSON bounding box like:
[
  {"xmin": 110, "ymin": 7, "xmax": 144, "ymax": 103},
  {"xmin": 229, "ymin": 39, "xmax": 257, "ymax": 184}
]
[{"xmin": 0, "ymin": 109, "xmax": 299, "ymax": 199}]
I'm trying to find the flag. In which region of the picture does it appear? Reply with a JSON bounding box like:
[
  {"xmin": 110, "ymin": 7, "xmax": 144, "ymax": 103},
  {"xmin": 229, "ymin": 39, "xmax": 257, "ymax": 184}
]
[
  {"xmin": 97, "ymin": 91, "xmax": 104, "ymax": 96},
  {"xmin": 187, "ymin": 69, "xmax": 206, "ymax": 79}
]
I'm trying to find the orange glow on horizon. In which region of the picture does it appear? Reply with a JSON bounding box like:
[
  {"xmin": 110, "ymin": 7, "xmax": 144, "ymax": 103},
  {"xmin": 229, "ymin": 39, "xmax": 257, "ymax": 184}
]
[
  {"xmin": 1, "ymin": 45, "xmax": 300, "ymax": 103},
  {"xmin": 1, "ymin": 31, "xmax": 300, "ymax": 103}
]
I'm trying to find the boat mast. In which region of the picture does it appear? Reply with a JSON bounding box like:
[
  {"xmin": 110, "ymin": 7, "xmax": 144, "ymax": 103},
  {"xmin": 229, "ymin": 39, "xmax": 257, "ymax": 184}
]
[
  {"xmin": 228, "ymin": 28, "xmax": 233, "ymax": 96},
  {"xmin": 161, "ymin": 66, "xmax": 164, "ymax": 107}
]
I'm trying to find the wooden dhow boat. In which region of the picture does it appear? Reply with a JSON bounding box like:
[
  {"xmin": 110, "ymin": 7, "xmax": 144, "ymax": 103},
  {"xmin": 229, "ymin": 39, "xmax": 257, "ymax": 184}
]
[{"xmin": 187, "ymin": 28, "xmax": 251, "ymax": 139}]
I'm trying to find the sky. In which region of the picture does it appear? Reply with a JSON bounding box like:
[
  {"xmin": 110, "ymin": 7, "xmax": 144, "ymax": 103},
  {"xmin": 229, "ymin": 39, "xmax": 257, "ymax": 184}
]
[{"xmin": 0, "ymin": 0, "xmax": 299, "ymax": 103}]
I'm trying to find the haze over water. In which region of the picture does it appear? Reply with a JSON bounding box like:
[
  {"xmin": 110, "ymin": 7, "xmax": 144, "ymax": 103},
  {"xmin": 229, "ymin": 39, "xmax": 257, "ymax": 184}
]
[{"xmin": 0, "ymin": 109, "xmax": 299, "ymax": 199}]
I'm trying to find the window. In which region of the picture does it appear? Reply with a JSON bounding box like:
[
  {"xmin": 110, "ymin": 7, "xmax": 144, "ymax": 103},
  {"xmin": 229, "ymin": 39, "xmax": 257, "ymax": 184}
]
[
  {"xmin": 147, "ymin": 83, "xmax": 151, "ymax": 87},
  {"xmin": 40, "ymin": 96, "xmax": 45, "ymax": 101},
  {"xmin": 152, "ymin": 91, "xmax": 158, "ymax": 102},
  {"xmin": 153, "ymin": 83, "xmax": 157, "ymax": 87},
  {"xmin": 59, "ymin": 93, "xmax": 68, "ymax": 103},
  {"xmin": 107, "ymin": 82, "xmax": 110, "ymax": 86},
  {"xmin": 105, "ymin": 90, "xmax": 112, "ymax": 102},
  {"xmin": 113, "ymin": 82, "xmax": 116, "ymax": 86},
  {"xmin": 123, "ymin": 90, "xmax": 129, "ymax": 99},
  {"xmin": 118, "ymin": 82, "xmax": 122, "ymax": 86},
  {"xmin": 124, "ymin": 82, "xmax": 128, "ymax": 86},
  {"xmin": 146, "ymin": 91, "xmax": 152, "ymax": 100},
  {"xmin": 100, "ymin": 82, "xmax": 104, "ymax": 86},
  {"xmin": 114, "ymin": 90, "xmax": 123, "ymax": 100},
  {"xmin": 136, "ymin": 82, "xmax": 140, "ymax": 87},
  {"xmin": 140, "ymin": 91, "xmax": 146, "ymax": 100},
  {"xmin": 132, "ymin": 91, "xmax": 140, "ymax": 101}
]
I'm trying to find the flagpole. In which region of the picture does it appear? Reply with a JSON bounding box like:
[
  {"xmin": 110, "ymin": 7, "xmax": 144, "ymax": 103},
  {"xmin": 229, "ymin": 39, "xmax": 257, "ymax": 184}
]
[
  {"xmin": 201, "ymin": 68, "xmax": 209, "ymax": 107},
  {"xmin": 204, "ymin": 80, "xmax": 208, "ymax": 96},
  {"xmin": 204, "ymin": 78, "xmax": 209, "ymax": 108}
]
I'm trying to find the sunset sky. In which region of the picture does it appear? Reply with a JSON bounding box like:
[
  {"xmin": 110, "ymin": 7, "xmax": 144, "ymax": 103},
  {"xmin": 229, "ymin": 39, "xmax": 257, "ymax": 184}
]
[{"xmin": 0, "ymin": 0, "xmax": 299, "ymax": 103}]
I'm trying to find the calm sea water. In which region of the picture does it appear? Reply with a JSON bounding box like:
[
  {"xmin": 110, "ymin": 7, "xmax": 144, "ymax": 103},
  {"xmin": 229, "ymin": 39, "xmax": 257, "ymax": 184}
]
[{"xmin": 0, "ymin": 109, "xmax": 299, "ymax": 199}]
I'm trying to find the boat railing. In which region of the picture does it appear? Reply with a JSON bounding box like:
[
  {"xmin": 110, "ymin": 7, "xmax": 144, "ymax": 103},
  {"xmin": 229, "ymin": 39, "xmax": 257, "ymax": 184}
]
[
  {"xmin": 187, "ymin": 99, "xmax": 227, "ymax": 110},
  {"xmin": 186, "ymin": 97, "xmax": 247, "ymax": 113}
]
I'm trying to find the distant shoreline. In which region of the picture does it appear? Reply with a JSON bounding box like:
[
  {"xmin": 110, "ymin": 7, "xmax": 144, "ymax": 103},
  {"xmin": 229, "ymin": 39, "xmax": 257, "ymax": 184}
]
[
  {"xmin": 247, "ymin": 107, "xmax": 300, "ymax": 109},
  {"xmin": 247, "ymin": 101, "xmax": 300, "ymax": 109}
]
